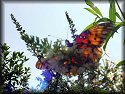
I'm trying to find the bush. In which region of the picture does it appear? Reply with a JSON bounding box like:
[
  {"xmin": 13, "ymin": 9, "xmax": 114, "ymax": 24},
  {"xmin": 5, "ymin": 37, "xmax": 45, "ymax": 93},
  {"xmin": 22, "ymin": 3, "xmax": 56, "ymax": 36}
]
[{"xmin": 0, "ymin": 43, "xmax": 31, "ymax": 93}]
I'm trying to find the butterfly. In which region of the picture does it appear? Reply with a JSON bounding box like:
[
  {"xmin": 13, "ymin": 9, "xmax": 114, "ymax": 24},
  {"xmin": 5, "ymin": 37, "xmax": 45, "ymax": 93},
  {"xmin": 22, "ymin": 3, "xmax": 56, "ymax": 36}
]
[
  {"xmin": 66, "ymin": 22, "xmax": 114, "ymax": 65},
  {"xmin": 35, "ymin": 22, "xmax": 114, "ymax": 75}
]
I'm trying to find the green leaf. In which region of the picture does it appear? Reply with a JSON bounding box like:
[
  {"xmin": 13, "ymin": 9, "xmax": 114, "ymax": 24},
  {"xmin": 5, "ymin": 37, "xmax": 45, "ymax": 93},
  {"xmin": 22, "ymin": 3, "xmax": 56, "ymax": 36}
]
[
  {"xmin": 85, "ymin": 0, "xmax": 94, "ymax": 7},
  {"xmin": 36, "ymin": 36, "xmax": 39, "ymax": 44},
  {"xmin": 3, "ymin": 43, "xmax": 10, "ymax": 51},
  {"xmin": 18, "ymin": 52, "xmax": 24, "ymax": 58},
  {"xmin": 116, "ymin": 60, "xmax": 125, "ymax": 67},
  {"xmin": 103, "ymin": 22, "xmax": 122, "ymax": 51},
  {"xmin": 92, "ymin": 6, "xmax": 103, "ymax": 17},
  {"xmin": 3, "ymin": 51, "xmax": 9, "ymax": 58},
  {"xmin": 109, "ymin": 0, "xmax": 116, "ymax": 22},
  {"xmin": 30, "ymin": 35, "xmax": 35, "ymax": 43},
  {"xmin": 13, "ymin": 51, "xmax": 17, "ymax": 60},
  {"xmin": 84, "ymin": 8, "xmax": 99, "ymax": 17},
  {"xmin": 115, "ymin": 12, "xmax": 122, "ymax": 21},
  {"xmin": 95, "ymin": 18, "xmax": 112, "ymax": 24},
  {"xmin": 10, "ymin": 61, "xmax": 16, "ymax": 68},
  {"xmin": 111, "ymin": 22, "xmax": 124, "ymax": 38},
  {"xmin": 24, "ymin": 56, "xmax": 29, "ymax": 61},
  {"xmin": 100, "ymin": 90, "xmax": 109, "ymax": 94},
  {"xmin": 85, "ymin": 0, "xmax": 103, "ymax": 17},
  {"xmin": 83, "ymin": 23, "xmax": 94, "ymax": 31},
  {"xmin": 112, "ymin": 23, "xmax": 122, "ymax": 37},
  {"xmin": 103, "ymin": 32, "xmax": 112, "ymax": 51}
]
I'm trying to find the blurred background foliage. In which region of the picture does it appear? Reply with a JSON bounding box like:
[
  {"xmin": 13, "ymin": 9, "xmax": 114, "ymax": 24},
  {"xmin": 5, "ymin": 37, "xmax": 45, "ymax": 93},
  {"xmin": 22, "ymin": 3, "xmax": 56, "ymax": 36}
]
[{"xmin": 0, "ymin": 43, "xmax": 31, "ymax": 94}]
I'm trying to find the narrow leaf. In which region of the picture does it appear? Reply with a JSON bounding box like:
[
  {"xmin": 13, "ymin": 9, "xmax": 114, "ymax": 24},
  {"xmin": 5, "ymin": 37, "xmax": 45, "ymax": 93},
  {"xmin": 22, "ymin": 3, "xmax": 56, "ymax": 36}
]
[
  {"xmin": 95, "ymin": 18, "xmax": 112, "ymax": 24},
  {"xmin": 85, "ymin": 0, "xmax": 103, "ymax": 17},
  {"xmin": 111, "ymin": 23, "xmax": 122, "ymax": 37},
  {"xmin": 10, "ymin": 60, "xmax": 15, "ymax": 68},
  {"xmin": 103, "ymin": 32, "xmax": 112, "ymax": 51},
  {"xmin": 85, "ymin": 0, "xmax": 94, "ymax": 7},
  {"xmin": 3, "ymin": 51, "xmax": 9, "ymax": 58},
  {"xmin": 116, "ymin": 60, "xmax": 125, "ymax": 67},
  {"xmin": 3, "ymin": 43, "xmax": 10, "ymax": 50},
  {"xmin": 109, "ymin": 0, "xmax": 116, "ymax": 22},
  {"xmin": 115, "ymin": 12, "xmax": 122, "ymax": 21},
  {"xmin": 36, "ymin": 36, "xmax": 40, "ymax": 44},
  {"xmin": 103, "ymin": 22, "xmax": 122, "ymax": 51},
  {"xmin": 13, "ymin": 51, "xmax": 17, "ymax": 60},
  {"xmin": 92, "ymin": 6, "xmax": 103, "ymax": 17},
  {"xmin": 84, "ymin": 8, "xmax": 99, "ymax": 17}
]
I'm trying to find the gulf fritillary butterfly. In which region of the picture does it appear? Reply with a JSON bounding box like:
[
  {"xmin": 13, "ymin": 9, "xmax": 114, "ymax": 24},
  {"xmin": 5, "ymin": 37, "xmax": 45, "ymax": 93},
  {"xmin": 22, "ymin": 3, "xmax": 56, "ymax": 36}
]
[{"xmin": 35, "ymin": 22, "xmax": 114, "ymax": 75}]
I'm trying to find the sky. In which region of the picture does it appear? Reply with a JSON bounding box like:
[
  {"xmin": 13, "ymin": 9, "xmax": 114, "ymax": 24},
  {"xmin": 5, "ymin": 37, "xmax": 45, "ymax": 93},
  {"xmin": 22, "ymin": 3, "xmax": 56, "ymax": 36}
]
[{"xmin": 3, "ymin": 1, "xmax": 123, "ymax": 88}]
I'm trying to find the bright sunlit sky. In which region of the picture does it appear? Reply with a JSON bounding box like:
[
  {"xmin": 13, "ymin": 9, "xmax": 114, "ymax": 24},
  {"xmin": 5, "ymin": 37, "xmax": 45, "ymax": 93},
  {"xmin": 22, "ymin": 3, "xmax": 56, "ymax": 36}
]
[{"xmin": 3, "ymin": 1, "xmax": 123, "ymax": 88}]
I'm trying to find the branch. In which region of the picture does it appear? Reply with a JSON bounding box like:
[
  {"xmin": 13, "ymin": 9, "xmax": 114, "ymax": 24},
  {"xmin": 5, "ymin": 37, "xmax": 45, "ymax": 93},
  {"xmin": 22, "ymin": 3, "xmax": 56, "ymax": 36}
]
[{"xmin": 115, "ymin": 0, "xmax": 125, "ymax": 20}]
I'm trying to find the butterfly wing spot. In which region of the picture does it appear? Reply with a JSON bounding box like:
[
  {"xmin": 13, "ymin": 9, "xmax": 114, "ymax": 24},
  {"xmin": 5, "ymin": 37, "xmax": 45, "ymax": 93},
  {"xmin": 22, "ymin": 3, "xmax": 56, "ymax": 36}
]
[
  {"xmin": 88, "ymin": 40, "xmax": 91, "ymax": 44},
  {"xmin": 85, "ymin": 30, "xmax": 90, "ymax": 34},
  {"xmin": 83, "ymin": 36, "xmax": 86, "ymax": 39},
  {"xmin": 79, "ymin": 35, "xmax": 83, "ymax": 39},
  {"xmin": 101, "ymin": 31, "xmax": 108, "ymax": 35}
]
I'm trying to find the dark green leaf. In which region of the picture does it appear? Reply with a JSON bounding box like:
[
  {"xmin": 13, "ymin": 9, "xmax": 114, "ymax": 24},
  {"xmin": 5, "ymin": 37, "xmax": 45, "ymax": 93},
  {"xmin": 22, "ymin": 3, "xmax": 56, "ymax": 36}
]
[
  {"xmin": 12, "ymin": 52, "xmax": 17, "ymax": 60},
  {"xmin": 13, "ymin": 82, "xmax": 15, "ymax": 86},
  {"xmin": 85, "ymin": 0, "xmax": 94, "ymax": 7},
  {"xmin": 15, "ymin": 79, "xmax": 19, "ymax": 85},
  {"xmin": 115, "ymin": 12, "xmax": 122, "ymax": 21},
  {"xmin": 10, "ymin": 60, "xmax": 16, "ymax": 68},
  {"xmin": 3, "ymin": 43, "xmax": 10, "ymax": 50},
  {"xmin": 3, "ymin": 51, "xmax": 9, "ymax": 58},
  {"xmin": 24, "ymin": 56, "xmax": 29, "ymax": 61},
  {"xmin": 100, "ymin": 90, "xmax": 110, "ymax": 94},
  {"xmin": 109, "ymin": 0, "xmax": 116, "ymax": 22},
  {"xmin": 36, "ymin": 36, "xmax": 40, "ymax": 44},
  {"xmin": 14, "ymin": 65, "xmax": 19, "ymax": 70},
  {"xmin": 116, "ymin": 60, "xmax": 125, "ymax": 67},
  {"xmin": 18, "ymin": 52, "xmax": 24, "ymax": 58}
]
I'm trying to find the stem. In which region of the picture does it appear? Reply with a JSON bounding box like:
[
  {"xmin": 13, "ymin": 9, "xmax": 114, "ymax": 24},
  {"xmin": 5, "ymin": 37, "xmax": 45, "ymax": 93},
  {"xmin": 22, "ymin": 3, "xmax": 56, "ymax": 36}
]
[{"xmin": 115, "ymin": 0, "xmax": 125, "ymax": 20}]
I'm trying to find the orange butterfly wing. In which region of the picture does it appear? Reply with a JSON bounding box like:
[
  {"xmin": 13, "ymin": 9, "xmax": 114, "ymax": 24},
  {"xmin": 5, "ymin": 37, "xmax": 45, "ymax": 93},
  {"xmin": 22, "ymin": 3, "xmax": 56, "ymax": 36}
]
[
  {"xmin": 75, "ymin": 22, "xmax": 113, "ymax": 47},
  {"xmin": 75, "ymin": 22, "xmax": 113, "ymax": 63}
]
